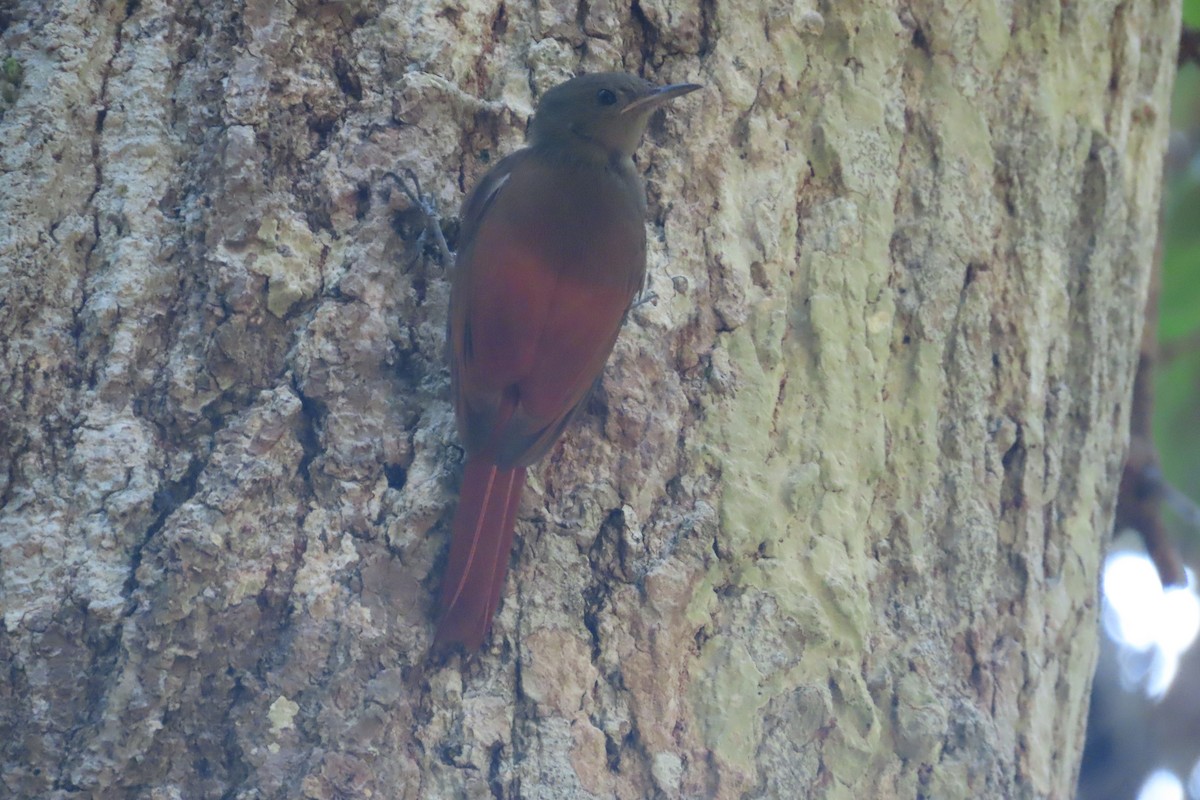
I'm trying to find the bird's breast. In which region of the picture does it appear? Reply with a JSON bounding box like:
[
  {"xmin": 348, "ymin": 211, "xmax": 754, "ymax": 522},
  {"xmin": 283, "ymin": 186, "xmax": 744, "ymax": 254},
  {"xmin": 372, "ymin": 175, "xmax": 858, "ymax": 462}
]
[{"xmin": 487, "ymin": 159, "xmax": 646, "ymax": 287}]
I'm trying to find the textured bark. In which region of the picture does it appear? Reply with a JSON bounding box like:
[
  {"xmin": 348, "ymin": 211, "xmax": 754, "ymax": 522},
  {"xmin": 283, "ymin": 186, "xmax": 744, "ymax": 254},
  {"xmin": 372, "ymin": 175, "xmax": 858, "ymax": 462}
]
[{"xmin": 0, "ymin": 0, "xmax": 1177, "ymax": 798}]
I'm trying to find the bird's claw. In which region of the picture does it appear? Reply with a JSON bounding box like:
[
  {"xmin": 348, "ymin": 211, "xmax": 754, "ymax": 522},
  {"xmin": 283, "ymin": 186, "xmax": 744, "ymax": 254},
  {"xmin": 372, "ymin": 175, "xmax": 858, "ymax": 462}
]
[
  {"xmin": 631, "ymin": 289, "xmax": 658, "ymax": 309},
  {"xmin": 382, "ymin": 168, "xmax": 454, "ymax": 267}
]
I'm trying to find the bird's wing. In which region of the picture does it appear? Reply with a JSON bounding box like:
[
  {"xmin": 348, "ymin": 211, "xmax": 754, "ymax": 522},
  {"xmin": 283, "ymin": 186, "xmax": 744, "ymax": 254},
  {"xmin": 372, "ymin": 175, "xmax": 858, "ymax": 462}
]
[
  {"xmin": 448, "ymin": 149, "xmax": 528, "ymax": 453},
  {"xmin": 456, "ymin": 150, "xmax": 528, "ymax": 254}
]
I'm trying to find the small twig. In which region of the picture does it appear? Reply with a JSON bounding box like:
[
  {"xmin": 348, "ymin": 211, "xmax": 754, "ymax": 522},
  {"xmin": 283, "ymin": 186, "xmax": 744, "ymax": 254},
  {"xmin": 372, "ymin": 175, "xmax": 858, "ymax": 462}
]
[
  {"xmin": 1180, "ymin": 27, "xmax": 1200, "ymax": 68},
  {"xmin": 1158, "ymin": 328, "xmax": 1200, "ymax": 364},
  {"xmin": 382, "ymin": 169, "xmax": 454, "ymax": 267},
  {"xmin": 1158, "ymin": 471, "xmax": 1200, "ymax": 530},
  {"xmin": 1114, "ymin": 253, "xmax": 1188, "ymax": 589},
  {"xmin": 1117, "ymin": 452, "xmax": 1188, "ymax": 588}
]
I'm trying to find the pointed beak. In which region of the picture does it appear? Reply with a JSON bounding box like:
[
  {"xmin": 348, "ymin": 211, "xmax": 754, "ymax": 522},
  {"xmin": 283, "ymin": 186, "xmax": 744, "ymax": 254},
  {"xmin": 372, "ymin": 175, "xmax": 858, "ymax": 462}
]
[{"xmin": 622, "ymin": 82, "xmax": 703, "ymax": 115}]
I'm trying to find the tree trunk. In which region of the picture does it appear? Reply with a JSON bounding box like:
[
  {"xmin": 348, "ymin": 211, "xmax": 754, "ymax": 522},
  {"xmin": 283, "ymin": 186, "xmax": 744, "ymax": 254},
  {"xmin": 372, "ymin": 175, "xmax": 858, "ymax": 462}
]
[{"xmin": 0, "ymin": 0, "xmax": 1177, "ymax": 797}]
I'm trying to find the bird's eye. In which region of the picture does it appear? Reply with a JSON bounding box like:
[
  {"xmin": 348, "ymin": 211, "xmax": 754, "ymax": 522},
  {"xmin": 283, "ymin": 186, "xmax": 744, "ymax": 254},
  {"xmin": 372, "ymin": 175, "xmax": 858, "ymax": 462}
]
[{"xmin": 597, "ymin": 88, "xmax": 618, "ymax": 106}]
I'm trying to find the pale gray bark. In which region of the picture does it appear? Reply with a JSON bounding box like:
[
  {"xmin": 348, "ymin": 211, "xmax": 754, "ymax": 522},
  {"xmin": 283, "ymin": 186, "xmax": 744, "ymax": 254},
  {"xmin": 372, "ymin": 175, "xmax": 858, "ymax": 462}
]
[{"xmin": 0, "ymin": 0, "xmax": 1177, "ymax": 797}]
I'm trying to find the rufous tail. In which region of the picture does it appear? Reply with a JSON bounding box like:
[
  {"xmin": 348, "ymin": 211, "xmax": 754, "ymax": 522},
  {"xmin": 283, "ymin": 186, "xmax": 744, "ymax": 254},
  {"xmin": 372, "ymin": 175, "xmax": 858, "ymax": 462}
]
[{"xmin": 435, "ymin": 457, "xmax": 526, "ymax": 650}]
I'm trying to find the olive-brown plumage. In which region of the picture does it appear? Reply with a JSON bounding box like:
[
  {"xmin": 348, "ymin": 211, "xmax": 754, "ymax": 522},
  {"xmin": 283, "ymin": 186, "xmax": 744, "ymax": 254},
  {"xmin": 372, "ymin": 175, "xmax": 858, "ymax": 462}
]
[{"xmin": 437, "ymin": 73, "xmax": 700, "ymax": 650}]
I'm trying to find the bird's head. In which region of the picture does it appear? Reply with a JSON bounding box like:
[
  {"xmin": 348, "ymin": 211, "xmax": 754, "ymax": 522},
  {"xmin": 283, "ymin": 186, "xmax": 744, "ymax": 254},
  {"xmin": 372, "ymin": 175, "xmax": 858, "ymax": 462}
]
[{"xmin": 529, "ymin": 72, "xmax": 701, "ymax": 161}]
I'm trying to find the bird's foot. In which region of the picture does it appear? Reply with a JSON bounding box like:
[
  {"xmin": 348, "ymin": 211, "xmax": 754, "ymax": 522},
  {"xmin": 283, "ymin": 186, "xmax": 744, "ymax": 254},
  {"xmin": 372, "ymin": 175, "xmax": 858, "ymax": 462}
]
[
  {"xmin": 631, "ymin": 288, "xmax": 658, "ymax": 309},
  {"xmin": 382, "ymin": 168, "xmax": 454, "ymax": 267}
]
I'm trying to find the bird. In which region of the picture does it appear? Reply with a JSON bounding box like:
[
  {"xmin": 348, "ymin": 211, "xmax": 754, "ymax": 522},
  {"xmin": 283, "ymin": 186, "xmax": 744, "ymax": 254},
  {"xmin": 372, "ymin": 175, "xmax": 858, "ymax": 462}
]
[{"xmin": 434, "ymin": 72, "xmax": 701, "ymax": 650}]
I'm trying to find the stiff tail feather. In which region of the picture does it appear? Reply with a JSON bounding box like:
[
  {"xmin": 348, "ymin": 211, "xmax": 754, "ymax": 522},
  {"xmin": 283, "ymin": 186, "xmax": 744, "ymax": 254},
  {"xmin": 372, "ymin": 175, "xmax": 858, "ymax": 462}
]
[{"xmin": 436, "ymin": 457, "xmax": 527, "ymax": 649}]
